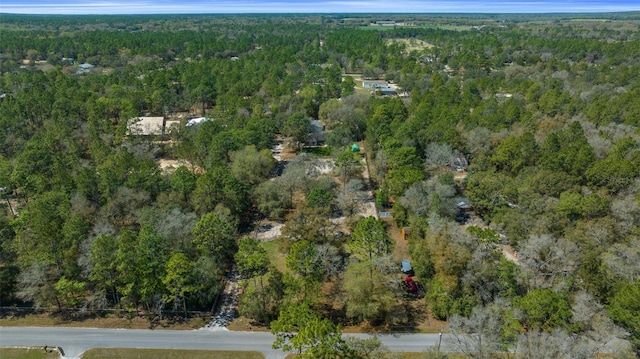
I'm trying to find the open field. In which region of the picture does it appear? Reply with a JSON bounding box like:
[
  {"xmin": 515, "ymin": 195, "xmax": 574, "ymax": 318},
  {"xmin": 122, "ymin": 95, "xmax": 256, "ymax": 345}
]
[{"xmin": 360, "ymin": 24, "xmax": 473, "ymax": 31}]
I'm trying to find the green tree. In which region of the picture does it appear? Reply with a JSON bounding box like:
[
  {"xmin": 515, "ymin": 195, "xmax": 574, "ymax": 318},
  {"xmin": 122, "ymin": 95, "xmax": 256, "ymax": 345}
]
[
  {"xmin": 286, "ymin": 240, "xmax": 322, "ymax": 300},
  {"xmin": 341, "ymin": 76, "xmax": 356, "ymax": 97},
  {"xmin": 11, "ymin": 191, "xmax": 69, "ymax": 271},
  {"xmin": 305, "ymin": 187, "xmax": 334, "ymax": 209},
  {"xmin": 298, "ymin": 85, "xmax": 322, "ymax": 119},
  {"xmin": 586, "ymin": 158, "xmax": 636, "ymax": 193},
  {"xmin": 192, "ymin": 212, "xmax": 237, "ymax": 267},
  {"xmin": 281, "ymin": 206, "xmax": 338, "ymax": 244},
  {"xmin": 163, "ymin": 252, "xmax": 194, "ymax": 316},
  {"xmin": 190, "ymin": 255, "xmax": 222, "ymax": 309},
  {"xmin": 253, "ymin": 179, "xmax": 292, "ymax": 219},
  {"xmin": 515, "ymin": 289, "xmax": 572, "ymax": 331},
  {"xmin": 169, "ymin": 166, "xmax": 197, "ymax": 202},
  {"xmin": 286, "ymin": 240, "xmax": 321, "ymax": 279},
  {"xmin": 96, "ymin": 148, "xmax": 138, "ymax": 199},
  {"xmin": 491, "ymin": 132, "xmax": 538, "ymax": 175},
  {"xmin": 10, "ymin": 135, "xmax": 55, "ymax": 196},
  {"xmin": 351, "ymin": 216, "xmax": 392, "ymax": 260},
  {"xmin": 283, "ymin": 112, "xmax": 312, "ymax": 151},
  {"xmin": 318, "ymin": 98, "xmax": 343, "ymax": 127},
  {"xmin": 271, "ymin": 302, "xmax": 345, "ymax": 357},
  {"xmin": 334, "ymin": 148, "xmax": 361, "ymax": 189},
  {"xmin": 134, "ymin": 225, "xmax": 169, "ymax": 310},
  {"xmin": 342, "ymin": 260, "xmax": 395, "ymax": 323},
  {"xmin": 343, "ymin": 336, "xmax": 398, "ymax": 359},
  {"xmin": 235, "ymin": 237, "xmax": 269, "ymax": 280},
  {"xmin": 385, "ymin": 166, "xmax": 425, "ymax": 197},
  {"xmin": 190, "ymin": 166, "xmax": 248, "ymax": 216},
  {"xmin": 230, "ymin": 145, "xmax": 276, "ymax": 186},
  {"xmin": 608, "ymin": 281, "xmax": 640, "ymax": 347},
  {"xmin": 539, "ymin": 122, "xmax": 595, "ymax": 179},
  {"xmin": 88, "ymin": 234, "xmax": 120, "ymax": 307},
  {"xmin": 55, "ymin": 276, "xmax": 85, "ymax": 309},
  {"xmin": 239, "ymin": 268, "xmax": 285, "ymax": 325}
]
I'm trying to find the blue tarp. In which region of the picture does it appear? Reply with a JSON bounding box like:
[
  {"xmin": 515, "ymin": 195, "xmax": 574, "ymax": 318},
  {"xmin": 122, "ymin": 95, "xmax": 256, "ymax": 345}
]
[{"xmin": 401, "ymin": 260, "xmax": 412, "ymax": 273}]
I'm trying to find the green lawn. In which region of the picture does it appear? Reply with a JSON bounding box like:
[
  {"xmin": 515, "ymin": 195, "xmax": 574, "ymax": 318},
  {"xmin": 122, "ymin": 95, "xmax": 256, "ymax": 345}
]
[
  {"xmin": 261, "ymin": 239, "xmax": 288, "ymax": 273},
  {"xmin": 301, "ymin": 146, "xmax": 333, "ymax": 157},
  {"xmin": 82, "ymin": 348, "xmax": 264, "ymax": 359}
]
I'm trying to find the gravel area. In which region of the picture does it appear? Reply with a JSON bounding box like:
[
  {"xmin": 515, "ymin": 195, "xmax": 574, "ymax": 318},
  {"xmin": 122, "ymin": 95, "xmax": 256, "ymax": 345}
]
[{"xmin": 203, "ymin": 266, "xmax": 241, "ymax": 329}]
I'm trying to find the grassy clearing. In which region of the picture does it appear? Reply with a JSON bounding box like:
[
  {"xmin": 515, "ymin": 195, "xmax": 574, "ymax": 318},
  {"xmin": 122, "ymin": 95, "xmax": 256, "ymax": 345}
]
[
  {"xmin": 0, "ymin": 347, "xmax": 60, "ymax": 359},
  {"xmin": 261, "ymin": 239, "xmax": 288, "ymax": 273},
  {"xmin": 568, "ymin": 18, "xmax": 611, "ymax": 22},
  {"xmin": 82, "ymin": 348, "xmax": 264, "ymax": 359},
  {"xmin": 360, "ymin": 25, "xmax": 472, "ymax": 31},
  {"xmin": 302, "ymin": 146, "xmax": 333, "ymax": 157},
  {"xmin": 387, "ymin": 38, "xmax": 435, "ymax": 52}
]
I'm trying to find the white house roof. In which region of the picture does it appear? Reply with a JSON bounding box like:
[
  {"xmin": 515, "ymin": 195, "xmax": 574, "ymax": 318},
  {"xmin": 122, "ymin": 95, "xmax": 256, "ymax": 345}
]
[
  {"xmin": 362, "ymin": 80, "xmax": 390, "ymax": 88},
  {"xmin": 127, "ymin": 116, "xmax": 165, "ymax": 136},
  {"xmin": 186, "ymin": 117, "xmax": 214, "ymax": 126}
]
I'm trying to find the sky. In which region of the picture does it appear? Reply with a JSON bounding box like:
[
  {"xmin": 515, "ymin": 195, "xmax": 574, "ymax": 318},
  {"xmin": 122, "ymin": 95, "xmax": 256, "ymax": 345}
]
[{"xmin": 0, "ymin": 0, "xmax": 638, "ymax": 15}]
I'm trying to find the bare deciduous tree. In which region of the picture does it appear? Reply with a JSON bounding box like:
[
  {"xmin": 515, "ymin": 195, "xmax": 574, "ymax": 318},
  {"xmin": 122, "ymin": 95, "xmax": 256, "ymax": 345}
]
[
  {"xmin": 448, "ymin": 299, "xmax": 522, "ymax": 359},
  {"xmin": 424, "ymin": 143, "xmax": 454, "ymax": 171},
  {"xmin": 518, "ymin": 234, "xmax": 580, "ymax": 290},
  {"xmin": 602, "ymin": 238, "xmax": 640, "ymax": 282}
]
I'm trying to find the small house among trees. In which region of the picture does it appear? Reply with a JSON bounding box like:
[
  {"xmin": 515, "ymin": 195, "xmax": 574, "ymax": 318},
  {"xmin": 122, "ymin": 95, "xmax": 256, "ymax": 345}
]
[
  {"xmin": 127, "ymin": 116, "xmax": 180, "ymax": 136},
  {"xmin": 378, "ymin": 88, "xmax": 397, "ymax": 96},
  {"xmin": 307, "ymin": 119, "xmax": 327, "ymax": 146},
  {"xmin": 77, "ymin": 63, "xmax": 95, "ymax": 75},
  {"xmin": 362, "ymin": 80, "xmax": 390, "ymax": 89},
  {"xmin": 452, "ymin": 153, "xmax": 469, "ymax": 171}
]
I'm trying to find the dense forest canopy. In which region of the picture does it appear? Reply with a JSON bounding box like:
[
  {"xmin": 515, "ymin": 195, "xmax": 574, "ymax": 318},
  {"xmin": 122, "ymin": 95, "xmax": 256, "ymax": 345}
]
[{"xmin": 1, "ymin": 12, "xmax": 639, "ymax": 357}]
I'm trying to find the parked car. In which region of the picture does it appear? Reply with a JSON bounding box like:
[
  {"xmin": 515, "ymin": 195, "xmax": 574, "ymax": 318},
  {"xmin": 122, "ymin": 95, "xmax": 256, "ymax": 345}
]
[{"xmin": 403, "ymin": 276, "xmax": 418, "ymax": 292}]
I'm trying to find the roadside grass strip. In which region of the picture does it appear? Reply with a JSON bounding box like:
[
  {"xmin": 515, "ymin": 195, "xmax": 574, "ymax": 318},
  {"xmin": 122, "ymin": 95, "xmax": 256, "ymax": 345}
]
[
  {"xmin": 81, "ymin": 348, "xmax": 265, "ymax": 359},
  {"xmin": 0, "ymin": 347, "xmax": 60, "ymax": 359}
]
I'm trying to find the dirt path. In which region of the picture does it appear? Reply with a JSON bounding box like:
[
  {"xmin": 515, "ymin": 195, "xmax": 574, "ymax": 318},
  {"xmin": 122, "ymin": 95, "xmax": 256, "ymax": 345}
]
[
  {"xmin": 359, "ymin": 144, "xmax": 378, "ymax": 219},
  {"xmin": 501, "ymin": 244, "xmax": 520, "ymax": 264}
]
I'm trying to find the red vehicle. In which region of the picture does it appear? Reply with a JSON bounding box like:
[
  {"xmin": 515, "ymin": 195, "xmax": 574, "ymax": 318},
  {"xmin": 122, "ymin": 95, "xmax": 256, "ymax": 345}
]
[{"xmin": 403, "ymin": 276, "xmax": 417, "ymax": 292}]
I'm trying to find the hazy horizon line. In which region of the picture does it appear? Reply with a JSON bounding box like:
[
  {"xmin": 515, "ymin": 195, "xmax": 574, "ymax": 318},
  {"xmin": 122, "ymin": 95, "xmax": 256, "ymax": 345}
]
[
  {"xmin": 1, "ymin": 0, "xmax": 638, "ymax": 16},
  {"xmin": 2, "ymin": 10, "xmax": 640, "ymax": 15}
]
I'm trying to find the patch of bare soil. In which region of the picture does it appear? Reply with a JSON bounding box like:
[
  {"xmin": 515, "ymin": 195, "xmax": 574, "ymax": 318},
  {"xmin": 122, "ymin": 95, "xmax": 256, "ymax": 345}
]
[
  {"xmin": 226, "ymin": 317, "xmax": 270, "ymax": 332},
  {"xmin": 157, "ymin": 159, "xmax": 204, "ymax": 175},
  {"xmin": 453, "ymin": 169, "xmax": 468, "ymax": 181},
  {"xmin": 389, "ymin": 220, "xmax": 410, "ymax": 262},
  {"xmin": 252, "ymin": 220, "xmax": 284, "ymax": 242},
  {"xmin": 502, "ymin": 244, "xmax": 520, "ymax": 263},
  {"xmin": 273, "ymin": 139, "xmax": 298, "ymax": 161}
]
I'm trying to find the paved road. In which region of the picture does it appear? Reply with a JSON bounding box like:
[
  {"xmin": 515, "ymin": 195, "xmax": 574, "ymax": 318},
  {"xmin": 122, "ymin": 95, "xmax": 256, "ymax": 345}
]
[{"xmin": 0, "ymin": 326, "xmax": 448, "ymax": 358}]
